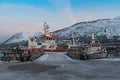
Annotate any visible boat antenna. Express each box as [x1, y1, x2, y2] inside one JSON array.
[[72, 31, 76, 45], [91, 33, 96, 43], [43, 22, 49, 34]]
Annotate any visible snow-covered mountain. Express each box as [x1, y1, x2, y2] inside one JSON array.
[[54, 17, 120, 39], [2, 16, 120, 45], [3, 32, 42, 44]]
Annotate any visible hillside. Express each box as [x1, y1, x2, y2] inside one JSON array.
[[1, 16, 120, 47]]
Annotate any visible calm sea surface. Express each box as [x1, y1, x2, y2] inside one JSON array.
[[0, 50, 3, 57]]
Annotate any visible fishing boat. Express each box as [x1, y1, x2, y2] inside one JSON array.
[[28, 23, 67, 54], [66, 32, 87, 60], [1, 46, 44, 62], [67, 33, 107, 60], [85, 33, 107, 59]]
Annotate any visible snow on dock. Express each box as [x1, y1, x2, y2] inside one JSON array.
[[35, 53, 73, 62], [96, 58, 120, 61]]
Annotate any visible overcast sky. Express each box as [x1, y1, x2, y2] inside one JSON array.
[[0, 0, 120, 42]]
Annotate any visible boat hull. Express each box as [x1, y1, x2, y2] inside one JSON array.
[[87, 52, 107, 59], [44, 49, 67, 54], [1, 48, 44, 62]]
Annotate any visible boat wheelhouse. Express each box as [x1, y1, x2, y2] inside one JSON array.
[[28, 23, 67, 54], [85, 33, 107, 59]]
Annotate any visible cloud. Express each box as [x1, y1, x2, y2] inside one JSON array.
[[0, 5, 44, 27], [47, 0, 77, 25], [0, 16, 8, 20], [0, 2, 77, 29], [0, 1, 94, 42], [1, 1, 120, 42]]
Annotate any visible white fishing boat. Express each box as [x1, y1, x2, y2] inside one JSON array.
[[85, 33, 107, 59], [28, 23, 67, 54]]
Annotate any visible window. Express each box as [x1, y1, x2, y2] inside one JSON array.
[[37, 43, 41, 45]]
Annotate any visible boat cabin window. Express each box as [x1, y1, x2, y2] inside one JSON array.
[[41, 45, 46, 48], [37, 43, 41, 45], [46, 37, 55, 40], [91, 44, 100, 47]]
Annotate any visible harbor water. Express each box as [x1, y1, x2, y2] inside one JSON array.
[[0, 51, 120, 80], [0, 50, 3, 57]]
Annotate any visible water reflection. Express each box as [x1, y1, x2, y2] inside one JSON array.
[[0, 50, 3, 57]]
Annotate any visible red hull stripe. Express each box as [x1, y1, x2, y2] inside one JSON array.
[[44, 49, 67, 52]]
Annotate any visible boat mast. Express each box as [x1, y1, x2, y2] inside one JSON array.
[[43, 22, 49, 34], [91, 33, 96, 43], [72, 32, 76, 45]]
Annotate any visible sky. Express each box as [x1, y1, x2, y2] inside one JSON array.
[[0, 0, 120, 42]]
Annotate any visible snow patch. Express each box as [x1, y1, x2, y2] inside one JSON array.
[[35, 53, 73, 62], [97, 58, 120, 61], [54, 17, 120, 39], [4, 32, 41, 44], [113, 16, 120, 20], [3, 16, 120, 45]]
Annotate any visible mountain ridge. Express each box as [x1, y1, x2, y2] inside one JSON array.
[[2, 16, 120, 46], [2, 32, 42, 45], [54, 17, 120, 39]]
